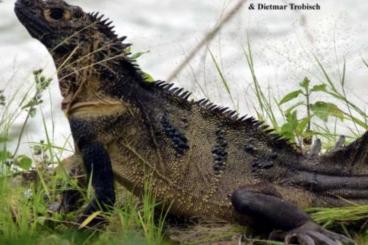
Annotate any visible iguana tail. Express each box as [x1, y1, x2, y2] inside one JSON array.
[[281, 132, 368, 206]]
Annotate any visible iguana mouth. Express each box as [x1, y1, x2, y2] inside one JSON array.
[[67, 100, 128, 117]]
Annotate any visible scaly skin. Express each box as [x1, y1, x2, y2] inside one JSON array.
[[15, 0, 364, 244]]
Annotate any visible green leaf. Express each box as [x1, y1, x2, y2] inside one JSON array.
[[279, 90, 302, 105], [33, 69, 43, 76], [286, 110, 298, 128], [346, 114, 368, 130], [296, 117, 310, 135], [130, 50, 149, 60], [143, 72, 155, 83], [280, 123, 295, 140], [0, 151, 11, 162], [300, 77, 310, 90], [280, 111, 298, 140], [79, 211, 102, 229], [310, 83, 327, 92], [29, 108, 37, 118], [15, 155, 33, 170], [310, 102, 344, 122]]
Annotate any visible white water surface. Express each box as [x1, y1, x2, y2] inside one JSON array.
[[1, 0, 368, 155]]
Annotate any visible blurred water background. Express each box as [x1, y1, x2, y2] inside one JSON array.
[[1, 0, 368, 154]]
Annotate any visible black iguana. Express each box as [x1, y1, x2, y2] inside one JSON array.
[[15, 0, 367, 244]]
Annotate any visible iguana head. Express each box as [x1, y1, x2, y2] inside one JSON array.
[[15, 0, 132, 108], [15, 0, 127, 59], [14, 0, 90, 52]]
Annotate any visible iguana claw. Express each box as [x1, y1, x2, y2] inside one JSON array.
[[309, 138, 322, 157], [284, 221, 355, 245], [334, 135, 346, 150]]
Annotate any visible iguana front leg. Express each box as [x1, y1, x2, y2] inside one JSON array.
[[231, 187, 354, 245], [69, 118, 115, 222]]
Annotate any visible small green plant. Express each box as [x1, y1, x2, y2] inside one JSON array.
[[21, 69, 52, 117], [0, 70, 52, 172], [278, 77, 344, 146]]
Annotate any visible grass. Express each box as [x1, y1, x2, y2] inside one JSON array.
[[0, 159, 169, 244], [1, 44, 368, 245]]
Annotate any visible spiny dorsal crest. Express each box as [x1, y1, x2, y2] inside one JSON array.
[[88, 11, 131, 50], [154, 80, 297, 152]]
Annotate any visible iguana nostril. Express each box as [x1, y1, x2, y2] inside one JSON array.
[[22, 0, 32, 7]]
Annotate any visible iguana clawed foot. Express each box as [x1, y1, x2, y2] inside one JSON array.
[[281, 221, 355, 245], [308, 135, 346, 157], [232, 188, 355, 245]]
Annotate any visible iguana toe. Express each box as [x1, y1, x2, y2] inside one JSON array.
[[309, 138, 322, 157], [334, 135, 346, 150], [284, 221, 355, 245]]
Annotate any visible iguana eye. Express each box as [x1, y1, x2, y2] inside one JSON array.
[[49, 8, 64, 20]]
